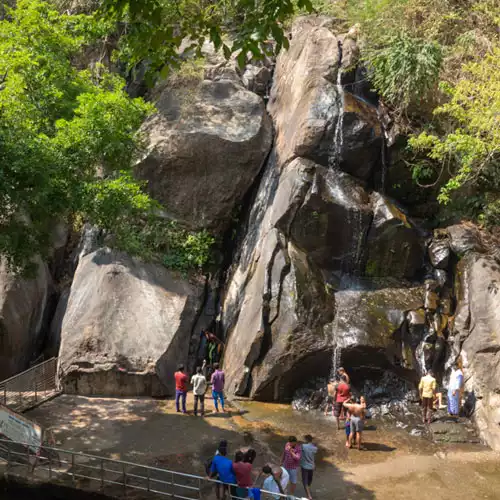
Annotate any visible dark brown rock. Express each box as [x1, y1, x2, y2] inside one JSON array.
[[447, 224, 485, 256], [364, 194, 425, 279], [428, 238, 450, 269], [0, 258, 50, 379]]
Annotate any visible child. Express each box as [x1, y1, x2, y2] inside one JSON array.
[[345, 411, 351, 448]]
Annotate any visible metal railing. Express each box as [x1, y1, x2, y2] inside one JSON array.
[[0, 438, 303, 499], [0, 357, 60, 412]]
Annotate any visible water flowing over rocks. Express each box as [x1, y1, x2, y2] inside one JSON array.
[[58, 248, 208, 396], [221, 19, 430, 402]]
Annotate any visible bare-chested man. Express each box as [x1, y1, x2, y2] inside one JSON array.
[[324, 379, 337, 416], [343, 396, 366, 450]]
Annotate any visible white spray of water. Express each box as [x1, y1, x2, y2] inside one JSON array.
[[328, 66, 345, 170]]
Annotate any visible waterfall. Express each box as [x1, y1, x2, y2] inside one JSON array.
[[330, 344, 342, 380], [328, 40, 344, 170], [376, 108, 388, 193]]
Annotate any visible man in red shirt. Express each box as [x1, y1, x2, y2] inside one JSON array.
[[174, 364, 188, 414], [334, 379, 351, 430]]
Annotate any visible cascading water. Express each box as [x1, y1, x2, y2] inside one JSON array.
[[328, 40, 345, 171]]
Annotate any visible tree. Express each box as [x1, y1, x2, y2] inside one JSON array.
[[0, 0, 156, 272], [98, 0, 314, 79], [410, 49, 500, 225]]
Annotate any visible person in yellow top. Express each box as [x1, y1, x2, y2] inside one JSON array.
[[419, 370, 437, 424]]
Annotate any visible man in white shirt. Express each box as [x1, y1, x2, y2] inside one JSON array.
[[262, 465, 289, 499], [191, 366, 207, 416]]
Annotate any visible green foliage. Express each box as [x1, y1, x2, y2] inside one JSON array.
[[410, 49, 500, 224], [99, 0, 314, 79], [364, 32, 442, 111], [349, 0, 500, 226], [0, 0, 214, 273], [113, 217, 215, 273]]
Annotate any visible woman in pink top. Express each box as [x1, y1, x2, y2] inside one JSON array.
[[281, 436, 301, 495]]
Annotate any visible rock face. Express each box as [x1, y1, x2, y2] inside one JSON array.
[[268, 19, 382, 180], [221, 19, 427, 401], [0, 259, 50, 379], [135, 73, 272, 233], [58, 248, 208, 396], [453, 252, 500, 450]]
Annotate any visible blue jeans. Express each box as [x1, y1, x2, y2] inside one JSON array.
[[176, 390, 187, 413], [212, 390, 225, 410]]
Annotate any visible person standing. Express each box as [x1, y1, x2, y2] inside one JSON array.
[[343, 396, 367, 451], [324, 379, 337, 416], [300, 435, 317, 500], [233, 450, 253, 499], [448, 362, 464, 416], [419, 370, 437, 424], [337, 367, 350, 384], [334, 379, 351, 430], [191, 366, 207, 417], [208, 445, 236, 500], [211, 363, 226, 413], [281, 436, 301, 496], [174, 364, 188, 414], [262, 465, 289, 499]]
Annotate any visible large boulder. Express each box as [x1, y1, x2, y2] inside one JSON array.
[[221, 155, 427, 400], [58, 248, 209, 396], [0, 259, 50, 379], [447, 223, 485, 256], [364, 194, 425, 279], [269, 19, 382, 180], [135, 75, 272, 233], [453, 253, 500, 450]]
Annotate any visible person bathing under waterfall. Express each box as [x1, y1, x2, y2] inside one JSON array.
[[334, 375, 351, 430], [324, 379, 337, 416], [343, 396, 367, 450]]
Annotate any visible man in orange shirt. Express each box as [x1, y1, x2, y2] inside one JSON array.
[[174, 364, 189, 414]]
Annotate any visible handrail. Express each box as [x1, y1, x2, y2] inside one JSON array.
[[0, 357, 58, 385], [0, 357, 60, 412], [0, 438, 304, 499]]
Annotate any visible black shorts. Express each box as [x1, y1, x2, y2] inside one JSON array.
[[334, 401, 343, 417], [301, 468, 313, 486]]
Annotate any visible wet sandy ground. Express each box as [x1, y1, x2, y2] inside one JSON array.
[[28, 395, 500, 499]]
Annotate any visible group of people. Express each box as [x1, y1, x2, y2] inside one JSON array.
[[174, 362, 226, 415], [324, 367, 367, 451], [418, 360, 465, 424], [207, 435, 318, 500]]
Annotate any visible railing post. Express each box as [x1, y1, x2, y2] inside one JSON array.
[[48, 449, 52, 480], [6, 444, 10, 472], [122, 463, 127, 497], [198, 477, 202, 499], [100, 459, 105, 491], [26, 446, 30, 474], [172, 471, 175, 498], [71, 453, 75, 486], [146, 467, 150, 492]]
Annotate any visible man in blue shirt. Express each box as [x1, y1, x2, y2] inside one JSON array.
[[208, 447, 236, 499]]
